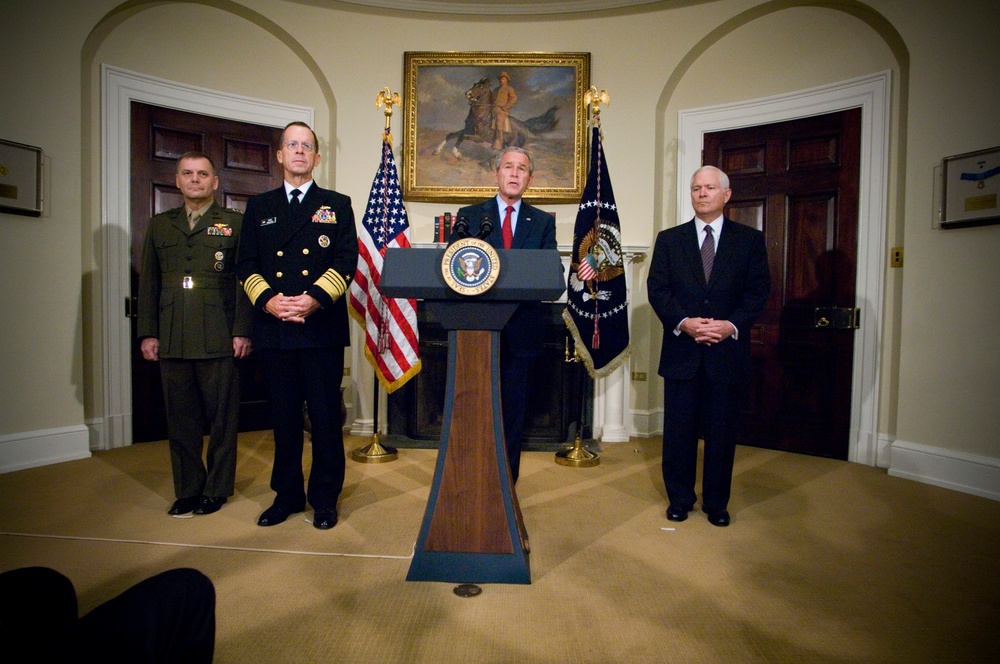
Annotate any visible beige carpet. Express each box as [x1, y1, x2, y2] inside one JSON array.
[[1, 433, 998, 663]]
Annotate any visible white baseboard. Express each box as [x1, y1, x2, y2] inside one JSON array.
[[0, 425, 92, 474], [889, 438, 1000, 502], [630, 408, 661, 439]]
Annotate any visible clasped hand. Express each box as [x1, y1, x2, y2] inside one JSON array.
[[266, 293, 320, 324], [680, 317, 734, 345]]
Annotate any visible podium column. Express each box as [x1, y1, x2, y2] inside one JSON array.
[[406, 325, 530, 584]]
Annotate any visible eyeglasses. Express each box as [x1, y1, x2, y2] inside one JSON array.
[[283, 140, 315, 152]]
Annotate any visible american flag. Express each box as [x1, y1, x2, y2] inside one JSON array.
[[562, 126, 630, 379], [348, 130, 421, 393]]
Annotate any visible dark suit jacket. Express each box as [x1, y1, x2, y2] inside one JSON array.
[[137, 202, 252, 359], [454, 198, 557, 357], [236, 185, 358, 351], [647, 217, 770, 384]]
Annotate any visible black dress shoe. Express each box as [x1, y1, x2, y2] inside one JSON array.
[[666, 505, 690, 522], [193, 496, 227, 515], [706, 509, 731, 527], [168, 496, 201, 515], [257, 503, 304, 527], [312, 507, 338, 530]]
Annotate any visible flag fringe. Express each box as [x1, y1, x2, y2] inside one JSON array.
[[561, 309, 631, 380]]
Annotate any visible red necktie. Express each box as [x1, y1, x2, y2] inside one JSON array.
[[502, 205, 514, 249]]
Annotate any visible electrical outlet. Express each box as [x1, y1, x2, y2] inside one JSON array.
[[890, 247, 903, 268], [631, 371, 647, 382]]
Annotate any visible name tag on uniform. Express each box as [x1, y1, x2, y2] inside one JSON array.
[[260, 217, 277, 226], [312, 206, 337, 224]]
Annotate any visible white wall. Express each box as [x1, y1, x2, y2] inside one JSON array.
[[1, 0, 997, 499]]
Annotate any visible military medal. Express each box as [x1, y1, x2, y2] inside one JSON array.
[[312, 206, 336, 224], [318, 235, 330, 248], [215, 251, 224, 261], [207, 223, 233, 236]]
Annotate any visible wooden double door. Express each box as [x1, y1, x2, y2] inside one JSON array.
[[704, 108, 861, 460], [129, 102, 283, 442]]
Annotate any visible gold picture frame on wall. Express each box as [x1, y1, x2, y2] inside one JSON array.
[[401, 51, 590, 204], [0, 138, 43, 217]]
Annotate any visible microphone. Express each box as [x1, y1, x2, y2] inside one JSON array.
[[476, 214, 494, 240], [453, 215, 470, 239]]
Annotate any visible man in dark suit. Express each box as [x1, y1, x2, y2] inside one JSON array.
[[236, 122, 358, 530], [647, 165, 770, 526], [137, 151, 252, 517], [452, 147, 557, 483]]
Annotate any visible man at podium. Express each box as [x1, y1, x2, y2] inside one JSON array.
[[451, 147, 557, 483]]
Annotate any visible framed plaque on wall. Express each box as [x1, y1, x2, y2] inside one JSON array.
[[940, 145, 1000, 229], [0, 139, 43, 217]]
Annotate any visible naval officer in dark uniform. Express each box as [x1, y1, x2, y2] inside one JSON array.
[[236, 122, 358, 530], [137, 151, 252, 517]]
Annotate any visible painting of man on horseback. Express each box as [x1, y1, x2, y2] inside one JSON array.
[[402, 52, 590, 202], [432, 73, 559, 161]]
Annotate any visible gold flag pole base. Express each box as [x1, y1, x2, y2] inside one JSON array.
[[554, 433, 600, 467], [351, 432, 398, 463]]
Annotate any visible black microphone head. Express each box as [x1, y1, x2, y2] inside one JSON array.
[[453, 215, 470, 239], [477, 214, 494, 240]]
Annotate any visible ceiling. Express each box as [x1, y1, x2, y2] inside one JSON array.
[[332, 0, 672, 16]]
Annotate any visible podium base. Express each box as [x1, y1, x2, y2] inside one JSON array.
[[406, 550, 530, 585]]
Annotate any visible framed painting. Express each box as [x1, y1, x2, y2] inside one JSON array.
[[402, 51, 590, 204], [0, 139, 43, 216], [940, 145, 1000, 229]]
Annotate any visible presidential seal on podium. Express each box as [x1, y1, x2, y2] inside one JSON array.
[[441, 237, 500, 296]]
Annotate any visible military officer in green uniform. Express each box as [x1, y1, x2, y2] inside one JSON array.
[[137, 151, 252, 516]]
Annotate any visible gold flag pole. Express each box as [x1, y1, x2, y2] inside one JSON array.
[[351, 87, 403, 464], [555, 86, 610, 469]]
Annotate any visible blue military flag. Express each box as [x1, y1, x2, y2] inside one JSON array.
[[562, 126, 630, 378]]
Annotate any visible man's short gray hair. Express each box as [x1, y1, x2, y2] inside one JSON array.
[[691, 165, 730, 190], [493, 146, 534, 175]]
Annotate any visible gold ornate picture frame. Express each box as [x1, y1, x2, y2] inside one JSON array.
[[402, 51, 590, 204]]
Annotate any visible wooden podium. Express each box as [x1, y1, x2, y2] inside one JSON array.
[[381, 245, 565, 584]]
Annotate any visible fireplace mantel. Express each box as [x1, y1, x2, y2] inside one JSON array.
[[348, 244, 646, 445]]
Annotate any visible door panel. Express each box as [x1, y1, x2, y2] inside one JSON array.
[[704, 108, 861, 459], [129, 102, 283, 442]]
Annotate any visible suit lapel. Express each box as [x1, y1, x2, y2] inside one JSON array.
[[190, 202, 220, 235], [167, 207, 189, 236], [476, 200, 504, 249], [272, 186, 312, 248], [681, 220, 708, 287], [707, 218, 740, 288], [512, 202, 535, 249]]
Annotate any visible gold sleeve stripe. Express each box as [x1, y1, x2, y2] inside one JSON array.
[[316, 269, 347, 300], [244, 274, 271, 304]]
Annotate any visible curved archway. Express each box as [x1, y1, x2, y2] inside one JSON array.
[[82, 0, 339, 449], [653, 0, 908, 230], [650, 1, 910, 466]]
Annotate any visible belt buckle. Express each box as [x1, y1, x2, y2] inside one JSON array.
[[182, 276, 194, 289]]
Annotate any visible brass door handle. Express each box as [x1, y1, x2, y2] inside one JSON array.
[[813, 307, 860, 329]]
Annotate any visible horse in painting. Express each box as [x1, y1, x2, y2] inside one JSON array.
[[432, 77, 559, 160]]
